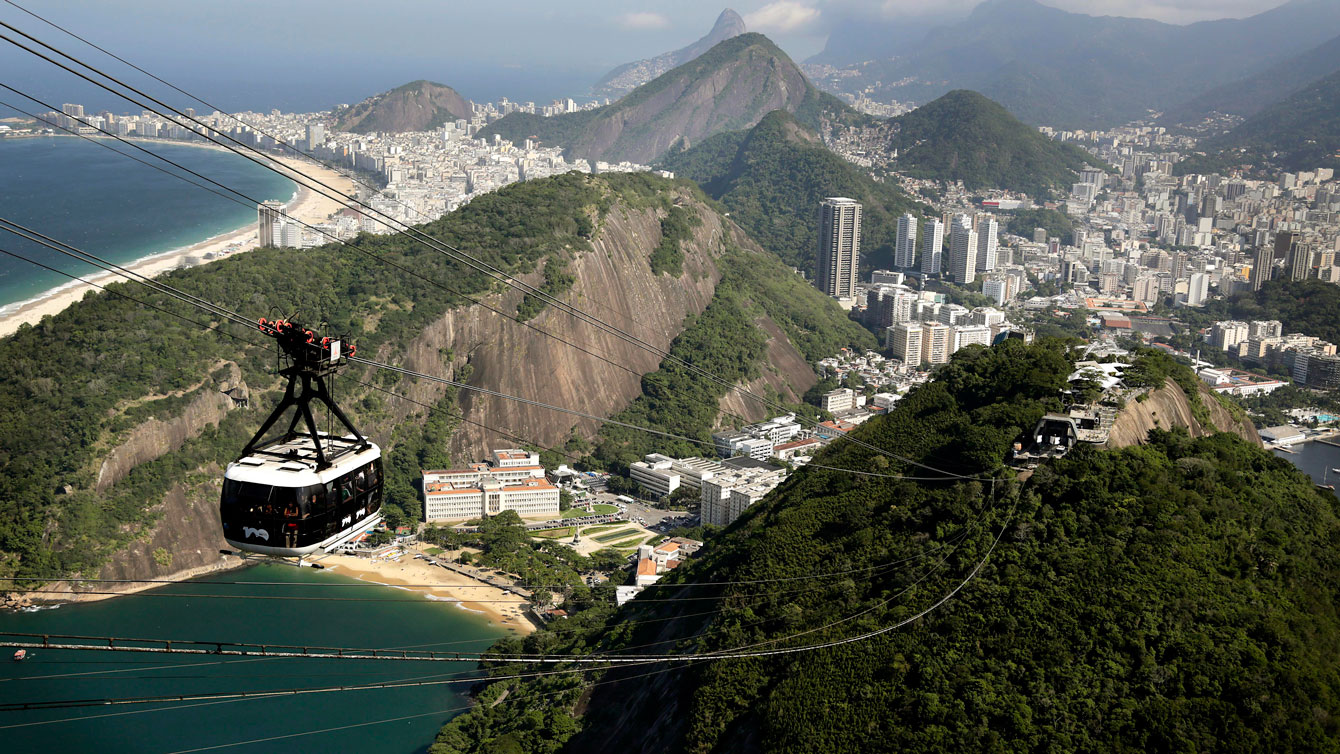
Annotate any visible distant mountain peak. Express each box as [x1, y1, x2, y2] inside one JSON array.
[[333, 80, 471, 134], [593, 8, 748, 99]]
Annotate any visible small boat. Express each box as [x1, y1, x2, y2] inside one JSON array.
[[12, 649, 26, 661]]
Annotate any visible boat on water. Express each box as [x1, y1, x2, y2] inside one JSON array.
[[12, 649, 26, 661]]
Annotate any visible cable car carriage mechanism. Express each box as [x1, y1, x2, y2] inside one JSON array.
[[220, 318, 382, 558]]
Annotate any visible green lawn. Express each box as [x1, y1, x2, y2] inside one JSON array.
[[531, 527, 575, 539], [608, 535, 648, 548], [425, 547, 445, 556], [592, 527, 640, 544], [593, 504, 619, 514]]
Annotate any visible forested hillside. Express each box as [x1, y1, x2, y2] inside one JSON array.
[[333, 80, 472, 134], [659, 110, 925, 271], [0, 172, 856, 585], [429, 341, 1340, 753], [1193, 69, 1340, 172], [881, 90, 1097, 198], [1179, 279, 1340, 345]]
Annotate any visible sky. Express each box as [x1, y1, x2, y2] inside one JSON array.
[[0, 0, 1294, 114]]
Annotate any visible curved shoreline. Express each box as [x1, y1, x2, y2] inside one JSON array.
[[0, 147, 356, 338]]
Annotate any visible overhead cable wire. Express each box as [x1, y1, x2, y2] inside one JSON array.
[[0, 23, 979, 481]]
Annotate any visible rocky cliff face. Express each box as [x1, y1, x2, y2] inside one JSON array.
[[334, 80, 472, 134], [382, 189, 813, 463], [1106, 378, 1260, 449], [96, 362, 247, 492]]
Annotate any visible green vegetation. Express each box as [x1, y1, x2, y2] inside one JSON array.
[[479, 34, 864, 165], [1179, 279, 1340, 345], [648, 205, 700, 276], [0, 171, 634, 581], [884, 90, 1100, 198], [1004, 207, 1073, 241], [433, 339, 1340, 753], [590, 242, 875, 471], [333, 79, 472, 134], [1196, 69, 1340, 171], [515, 255, 579, 322], [660, 109, 925, 271], [590, 527, 639, 544]]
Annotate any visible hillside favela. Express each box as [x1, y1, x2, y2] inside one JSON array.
[[4, 0, 1340, 751]]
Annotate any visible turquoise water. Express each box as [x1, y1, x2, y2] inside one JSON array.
[[0, 136, 295, 312], [0, 563, 507, 753]]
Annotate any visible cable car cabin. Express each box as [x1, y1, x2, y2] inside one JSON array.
[[221, 432, 383, 557]]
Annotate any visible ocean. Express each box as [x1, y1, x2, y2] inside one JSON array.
[[1275, 440, 1340, 499], [0, 136, 295, 314], [0, 563, 507, 753]]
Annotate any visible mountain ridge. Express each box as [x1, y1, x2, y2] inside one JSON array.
[[593, 9, 747, 98], [332, 79, 472, 134], [479, 33, 861, 166]]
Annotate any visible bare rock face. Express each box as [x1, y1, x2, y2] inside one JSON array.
[[95, 362, 247, 492], [1106, 378, 1261, 449]]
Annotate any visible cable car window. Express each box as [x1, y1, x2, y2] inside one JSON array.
[[223, 480, 276, 516], [299, 484, 325, 518]]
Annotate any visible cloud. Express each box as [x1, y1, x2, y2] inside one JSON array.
[[618, 12, 671, 30], [746, 1, 822, 33]]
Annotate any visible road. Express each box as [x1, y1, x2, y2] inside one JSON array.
[[594, 491, 697, 533]]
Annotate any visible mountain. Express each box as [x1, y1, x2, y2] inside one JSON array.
[[881, 90, 1097, 197], [660, 109, 926, 271], [0, 172, 869, 590], [1164, 32, 1340, 126], [332, 80, 472, 134], [431, 346, 1340, 754], [817, 0, 1340, 128], [1190, 69, 1340, 171], [593, 9, 747, 98], [477, 33, 861, 166]]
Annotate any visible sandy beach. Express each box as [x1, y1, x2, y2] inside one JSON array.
[[0, 152, 357, 338], [317, 549, 537, 636]]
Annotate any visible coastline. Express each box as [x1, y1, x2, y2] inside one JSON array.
[[317, 550, 538, 636], [0, 150, 357, 339]]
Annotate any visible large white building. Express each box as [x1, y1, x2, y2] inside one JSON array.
[[702, 466, 787, 526], [920, 218, 944, 276], [888, 322, 924, 364], [895, 213, 918, 269], [817, 198, 862, 300], [922, 322, 952, 365], [821, 388, 857, 413], [422, 449, 558, 522], [975, 215, 998, 273], [948, 215, 978, 285]]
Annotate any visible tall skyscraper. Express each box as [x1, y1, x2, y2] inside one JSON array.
[[1289, 242, 1314, 281], [948, 215, 978, 285], [1250, 245, 1273, 291], [306, 123, 326, 150], [895, 213, 918, 269], [920, 218, 944, 276], [816, 198, 862, 300], [1186, 273, 1210, 306], [258, 201, 287, 248], [974, 214, 998, 273]]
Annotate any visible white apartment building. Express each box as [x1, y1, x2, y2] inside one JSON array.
[[952, 324, 992, 352], [422, 449, 556, 522], [948, 216, 978, 285], [702, 467, 787, 526], [922, 322, 952, 365], [888, 322, 924, 365], [630, 454, 729, 497], [821, 388, 856, 413], [895, 213, 918, 268], [921, 218, 945, 276]]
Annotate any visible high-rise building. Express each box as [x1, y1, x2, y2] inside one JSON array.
[[257, 201, 287, 248], [920, 218, 944, 276], [895, 213, 918, 269], [306, 123, 326, 150], [1250, 245, 1273, 291], [1289, 242, 1314, 281], [816, 198, 862, 300], [1185, 273, 1210, 306], [975, 215, 998, 273], [947, 215, 978, 285], [887, 322, 923, 364], [921, 322, 951, 365]]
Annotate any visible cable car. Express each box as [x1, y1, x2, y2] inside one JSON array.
[[221, 319, 382, 557]]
